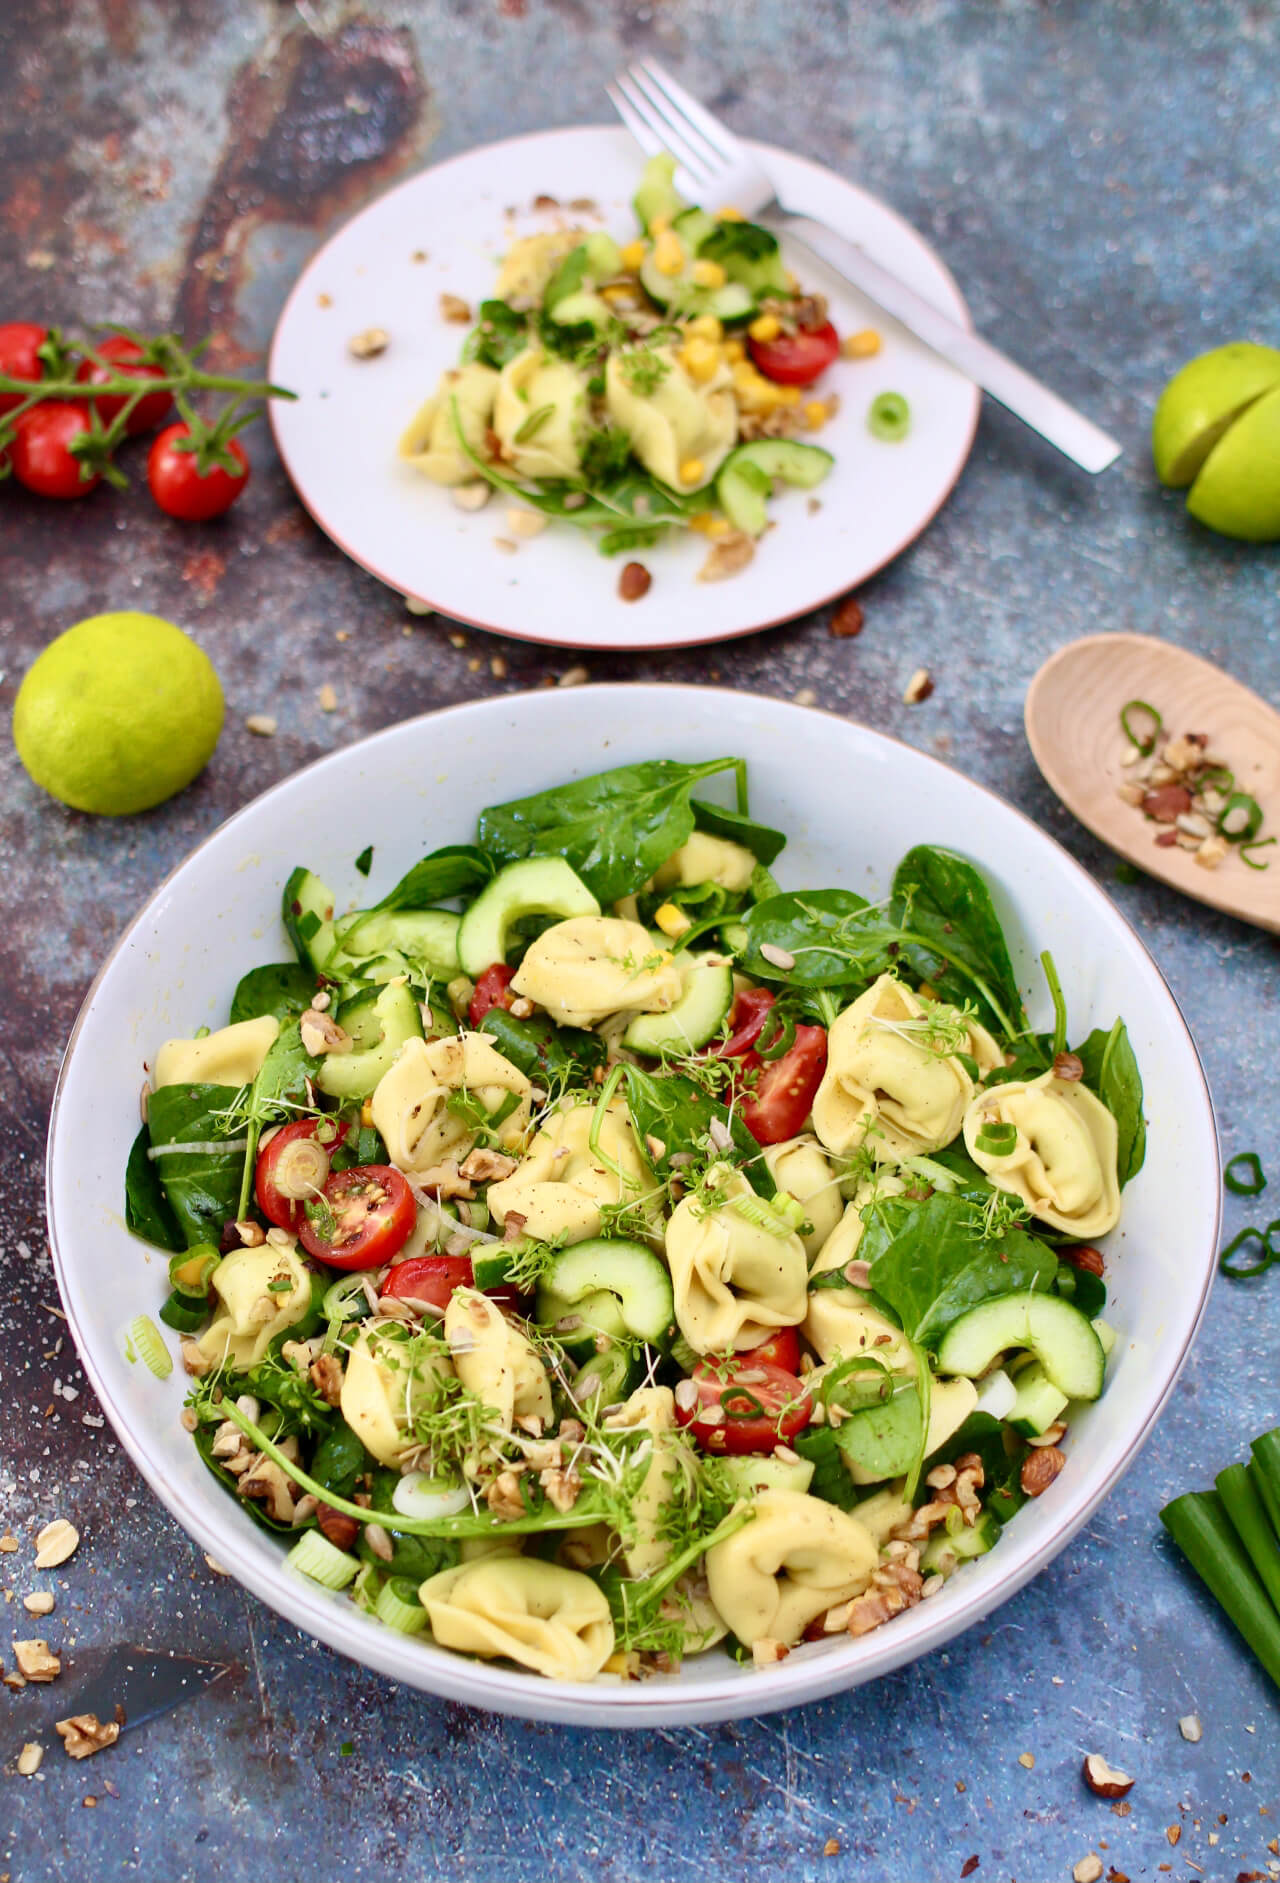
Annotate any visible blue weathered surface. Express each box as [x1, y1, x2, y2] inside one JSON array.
[[0, 2, 1277, 1878]]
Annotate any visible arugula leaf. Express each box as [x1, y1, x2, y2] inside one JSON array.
[[461, 299, 529, 370], [124, 1123, 185, 1253], [477, 757, 743, 904], [863, 1192, 1058, 1349], [1074, 1019, 1146, 1187], [621, 1064, 773, 1198], [890, 846, 1027, 1041], [229, 962, 316, 1026], [375, 844, 495, 912], [690, 798, 787, 868], [143, 1082, 247, 1249]]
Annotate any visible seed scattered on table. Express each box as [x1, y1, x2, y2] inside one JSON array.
[[490, 656, 508, 679], [439, 292, 471, 323], [16, 1743, 43, 1777], [1178, 1713, 1203, 1742], [903, 667, 934, 705], [618, 561, 652, 602], [34, 1519, 79, 1569], [558, 665, 589, 688], [404, 595, 433, 616], [1017, 1751, 1035, 1769], [317, 683, 338, 713], [793, 687, 817, 707], [245, 714, 277, 737], [0, 1535, 17, 1554], [23, 1591, 54, 1616], [829, 596, 864, 638], [1073, 1856, 1103, 1883]]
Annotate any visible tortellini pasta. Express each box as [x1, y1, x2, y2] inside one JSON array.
[[705, 1490, 878, 1646], [154, 1015, 279, 1090], [487, 1096, 649, 1244], [398, 362, 500, 486], [812, 975, 998, 1163], [809, 1173, 907, 1278], [963, 1071, 1121, 1238], [196, 1241, 311, 1370], [444, 1288, 552, 1432], [602, 1387, 683, 1576], [370, 1032, 532, 1177], [418, 1557, 615, 1681], [802, 1283, 915, 1375], [651, 831, 757, 894], [510, 917, 682, 1028], [492, 349, 588, 479], [665, 1167, 808, 1354], [763, 1136, 843, 1261], [604, 345, 736, 489], [494, 230, 584, 304], [339, 1322, 454, 1467]]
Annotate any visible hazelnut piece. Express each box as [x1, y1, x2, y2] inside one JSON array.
[[1082, 1752, 1134, 1799]]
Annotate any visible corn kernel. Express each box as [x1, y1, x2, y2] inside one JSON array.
[[678, 336, 722, 384], [678, 457, 705, 485], [601, 282, 637, 306], [706, 515, 732, 537], [723, 337, 746, 363], [779, 384, 801, 406], [845, 327, 882, 358], [691, 258, 727, 289], [748, 313, 781, 342], [654, 902, 693, 939], [688, 511, 720, 535], [804, 399, 828, 429], [619, 239, 647, 272], [687, 314, 723, 342], [717, 206, 745, 221], [649, 214, 670, 237], [651, 229, 686, 277]]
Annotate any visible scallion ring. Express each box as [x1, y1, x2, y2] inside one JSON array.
[[1241, 837, 1276, 870], [868, 391, 910, 442], [1119, 699, 1163, 756], [755, 1009, 797, 1061], [975, 1121, 1018, 1157], [1218, 792, 1264, 843], [1218, 1227, 1274, 1279], [721, 1387, 769, 1421], [1224, 1152, 1267, 1197]]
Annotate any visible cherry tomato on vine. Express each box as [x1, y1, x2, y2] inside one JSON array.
[[748, 319, 840, 387], [254, 1117, 349, 1231], [298, 1163, 415, 1270], [714, 988, 775, 1058], [740, 1024, 828, 1145], [674, 1356, 813, 1454], [0, 322, 47, 416], [76, 335, 172, 434], [468, 962, 516, 1028], [147, 422, 249, 520], [12, 403, 100, 499]]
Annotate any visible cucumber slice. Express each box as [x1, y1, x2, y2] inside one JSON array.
[[283, 867, 336, 973], [456, 856, 600, 977], [639, 256, 755, 323], [935, 1294, 1105, 1401], [718, 1454, 815, 1499], [633, 153, 684, 233], [536, 1237, 675, 1346], [622, 955, 733, 1056], [717, 440, 836, 538], [569, 1344, 643, 1413], [919, 1509, 1001, 1578], [536, 1284, 629, 1355], [549, 289, 611, 331], [333, 908, 460, 977], [671, 206, 715, 250], [1007, 1359, 1070, 1438], [316, 981, 424, 1102]]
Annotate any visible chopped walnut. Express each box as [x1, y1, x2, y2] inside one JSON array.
[[458, 1147, 519, 1184], [210, 1420, 247, 1460], [55, 1714, 121, 1760], [894, 1452, 985, 1540], [485, 1470, 528, 1522], [300, 1009, 352, 1057], [414, 1160, 476, 1200], [440, 292, 471, 323], [538, 1463, 582, 1513], [697, 533, 755, 583], [309, 1353, 345, 1407], [13, 1639, 60, 1682], [502, 1211, 528, 1243], [845, 1560, 924, 1637], [282, 1335, 325, 1372], [238, 1444, 300, 1524]]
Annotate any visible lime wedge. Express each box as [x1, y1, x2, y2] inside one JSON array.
[[1152, 342, 1280, 488], [1186, 383, 1280, 542]]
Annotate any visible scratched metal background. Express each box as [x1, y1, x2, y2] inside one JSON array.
[[1, 2, 1278, 1878]]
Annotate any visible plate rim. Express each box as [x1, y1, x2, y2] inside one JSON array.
[[266, 123, 981, 652]]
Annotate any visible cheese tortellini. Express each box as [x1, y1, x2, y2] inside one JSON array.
[[494, 229, 585, 304], [339, 1322, 454, 1468], [196, 1241, 312, 1370], [492, 349, 589, 479], [763, 1136, 843, 1261], [370, 1032, 532, 1177], [651, 831, 757, 894], [418, 1557, 615, 1681], [705, 1490, 878, 1646], [812, 976, 1001, 1163], [963, 1071, 1121, 1238], [665, 1167, 808, 1354], [604, 345, 736, 489], [154, 1015, 279, 1090], [809, 1173, 908, 1277], [398, 363, 500, 486], [802, 1283, 915, 1375], [444, 1288, 552, 1432], [602, 1387, 684, 1576], [511, 917, 682, 1028], [487, 1096, 649, 1244]]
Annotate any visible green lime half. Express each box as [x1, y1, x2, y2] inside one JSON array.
[[1152, 341, 1280, 488]]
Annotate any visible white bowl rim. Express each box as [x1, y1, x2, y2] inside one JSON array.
[[45, 684, 1221, 1726]]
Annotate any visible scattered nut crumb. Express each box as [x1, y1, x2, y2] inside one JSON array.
[[618, 561, 652, 602], [34, 1520, 79, 1570], [439, 292, 471, 323], [751, 1637, 789, 1667], [204, 1555, 231, 1576], [493, 536, 518, 554], [467, 657, 482, 672], [450, 481, 491, 513], [490, 656, 508, 679], [57, 1712, 121, 1760], [903, 667, 934, 705], [1017, 1751, 1035, 1769], [404, 595, 433, 616], [1166, 1824, 1181, 1846], [0, 1536, 17, 1554], [1082, 1753, 1134, 1799], [793, 688, 817, 708], [697, 532, 755, 583], [829, 596, 864, 637], [1179, 1713, 1203, 1742], [13, 1639, 60, 1682], [558, 666, 589, 688], [316, 292, 332, 309], [822, 1838, 840, 1857], [412, 249, 427, 263], [245, 714, 277, 737], [448, 631, 467, 648], [17, 1742, 43, 1776], [1073, 1856, 1103, 1883], [347, 326, 389, 359], [317, 683, 338, 713], [505, 507, 548, 539], [22, 1592, 54, 1617]]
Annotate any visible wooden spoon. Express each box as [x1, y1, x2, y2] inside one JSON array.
[[1025, 632, 1280, 933]]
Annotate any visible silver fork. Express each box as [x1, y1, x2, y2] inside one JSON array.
[[608, 61, 1121, 475]]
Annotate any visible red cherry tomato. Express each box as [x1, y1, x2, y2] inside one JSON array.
[[0, 322, 47, 416], [384, 1253, 522, 1316], [76, 335, 172, 434], [147, 422, 249, 520], [674, 1357, 813, 1454], [740, 1024, 828, 1145], [468, 962, 516, 1028], [298, 1164, 415, 1270], [254, 1118, 349, 1231], [736, 1325, 802, 1373], [11, 403, 100, 499], [714, 987, 775, 1058], [748, 319, 840, 387]]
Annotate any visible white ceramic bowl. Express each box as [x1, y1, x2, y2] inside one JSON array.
[[47, 686, 1220, 1727]]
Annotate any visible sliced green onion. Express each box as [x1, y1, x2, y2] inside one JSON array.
[[374, 1575, 429, 1634], [1251, 1428, 1280, 1535], [730, 1191, 803, 1238], [513, 402, 555, 444], [1198, 765, 1235, 796], [285, 1529, 360, 1591], [158, 1289, 209, 1334], [322, 1273, 374, 1323], [975, 1122, 1018, 1157], [126, 1314, 173, 1378], [1242, 837, 1276, 870], [1216, 1462, 1280, 1618], [1161, 1490, 1280, 1689], [1218, 792, 1264, 843], [1225, 1152, 1267, 1197], [1219, 1226, 1274, 1279], [1119, 699, 1162, 756], [351, 1562, 382, 1614], [867, 391, 910, 441], [391, 1473, 471, 1521]]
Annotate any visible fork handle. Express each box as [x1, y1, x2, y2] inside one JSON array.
[[767, 212, 1122, 475]]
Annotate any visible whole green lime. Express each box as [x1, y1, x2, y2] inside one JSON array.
[[1186, 382, 1280, 542], [1152, 341, 1280, 488], [13, 611, 224, 814]]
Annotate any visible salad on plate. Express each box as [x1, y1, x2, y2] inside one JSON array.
[[124, 756, 1143, 1684]]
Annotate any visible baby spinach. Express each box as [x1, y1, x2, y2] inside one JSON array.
[[1075, 1018, 1146, 1187], [863, 1192, 1058, 1349], [621, 1064, 773, 1198], [477, 758, 744, 905], [375, 844, 495, 912], [249, 1019, 321, 1117], [479, 1008, 606, 1084], [791, 1426, 860, 1509], [124, 1124, 185, 1253], [229, 962, 317, 1026], [461, 299, 528, 370], [690, 798, 787, 868], [360, 1471, 462, 1579], [739, 888, 891, 987], [1054, 1261, 1107, 1318], [832, 1380, 924, 1481], [143, 1082, 247, 1249], [310, 1424, 369, 1498], [890, 845, 1027, 1041]]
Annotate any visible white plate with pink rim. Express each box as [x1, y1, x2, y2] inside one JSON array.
[[267, 125, 979, 651]]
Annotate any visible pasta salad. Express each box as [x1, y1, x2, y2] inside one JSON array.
[[125, 757, 1144, 1684]]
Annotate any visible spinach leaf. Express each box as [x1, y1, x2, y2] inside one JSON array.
[[621, 1064, 773, 1198], [479, 1008, 606, 1084], [739, 889, 891, 987], [375, 844, 495, 912], [791, 1426, 860, 1508], [310, 1424, 369, 1498], [124, 1123, 185, 1253], [229, 962, 317, 1026], [477, 758, 743, 904], [924, 1411, 1027, 1523], [831, 1379, 924, 1480], [461, 299, 529, 370], [238, 1356, 333, 1439], [1075, 1018, 1146, 1187], [144, 1083, 247, 1249], [890, 845, 1026, 1041], [864, 1192, 1058, 1349], [1054, 1261, 1107, 1318], [690, 798, 787, 868], [249, 1019, 320, 1117]]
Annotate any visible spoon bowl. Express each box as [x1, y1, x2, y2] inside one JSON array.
[[1025, 632, 1280, 932]]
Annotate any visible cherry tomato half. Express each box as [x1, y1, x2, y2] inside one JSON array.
[[76, 335, 172, 434], [748, 319, 840, 387], [0, 322, 47, 416], [675, 1357, 813, 1454], [147, 422, 249, 521], [740, 1024, 828, 1145], [255, 1117, 349, 1231], [714, 987, 775, 1058], [384, 1253, 523, 1317], [736, 1325, 802, 1374], [469, 962, 516, 1028], [298, 1163, 415, 1270], [12, 403, 100, 499]]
